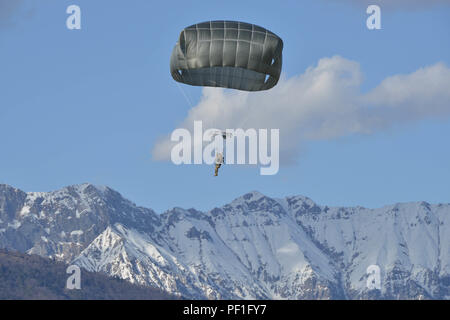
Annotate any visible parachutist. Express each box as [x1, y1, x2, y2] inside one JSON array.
[[214, 152, 224, 176], [170, 21, 283, 176]]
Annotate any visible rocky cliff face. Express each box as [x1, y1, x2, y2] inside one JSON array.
[[0, 183, 448, 299]]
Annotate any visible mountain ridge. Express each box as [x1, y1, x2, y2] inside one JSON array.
[[0, 183, 448, 299]]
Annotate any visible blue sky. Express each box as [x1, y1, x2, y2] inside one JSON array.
[[1, 0, 449, 213]]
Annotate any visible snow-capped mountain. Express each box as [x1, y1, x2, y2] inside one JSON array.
[[0, 183, 448, 299]]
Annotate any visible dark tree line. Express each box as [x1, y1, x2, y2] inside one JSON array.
[[0, 249, 176, 300]]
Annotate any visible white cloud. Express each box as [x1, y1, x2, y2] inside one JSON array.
[[152, 56, 450, 164]]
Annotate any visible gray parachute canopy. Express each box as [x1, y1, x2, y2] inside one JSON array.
[[170, 21, 283, 92]]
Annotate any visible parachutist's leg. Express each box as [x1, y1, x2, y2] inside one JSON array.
[[215, 164, 221, 176]]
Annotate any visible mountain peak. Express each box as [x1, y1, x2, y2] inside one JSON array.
[[64, 183, 110, 195], [232, 191, 266, 204]]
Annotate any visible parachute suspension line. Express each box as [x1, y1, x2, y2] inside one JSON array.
[[175, 81, 193, 108], [176, 63, 196, 109]]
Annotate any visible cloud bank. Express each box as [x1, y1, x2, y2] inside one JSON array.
[[152, 56, 450, 164]]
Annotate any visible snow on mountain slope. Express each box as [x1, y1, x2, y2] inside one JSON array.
[[286, 196, 450, 299], [73, 224, 206, 298], [210, 192, 342, 299], [0, 184, 448, 299], [0, 183, 160, 261]]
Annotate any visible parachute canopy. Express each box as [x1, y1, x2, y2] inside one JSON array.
[[170, 21, 283, 92]]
